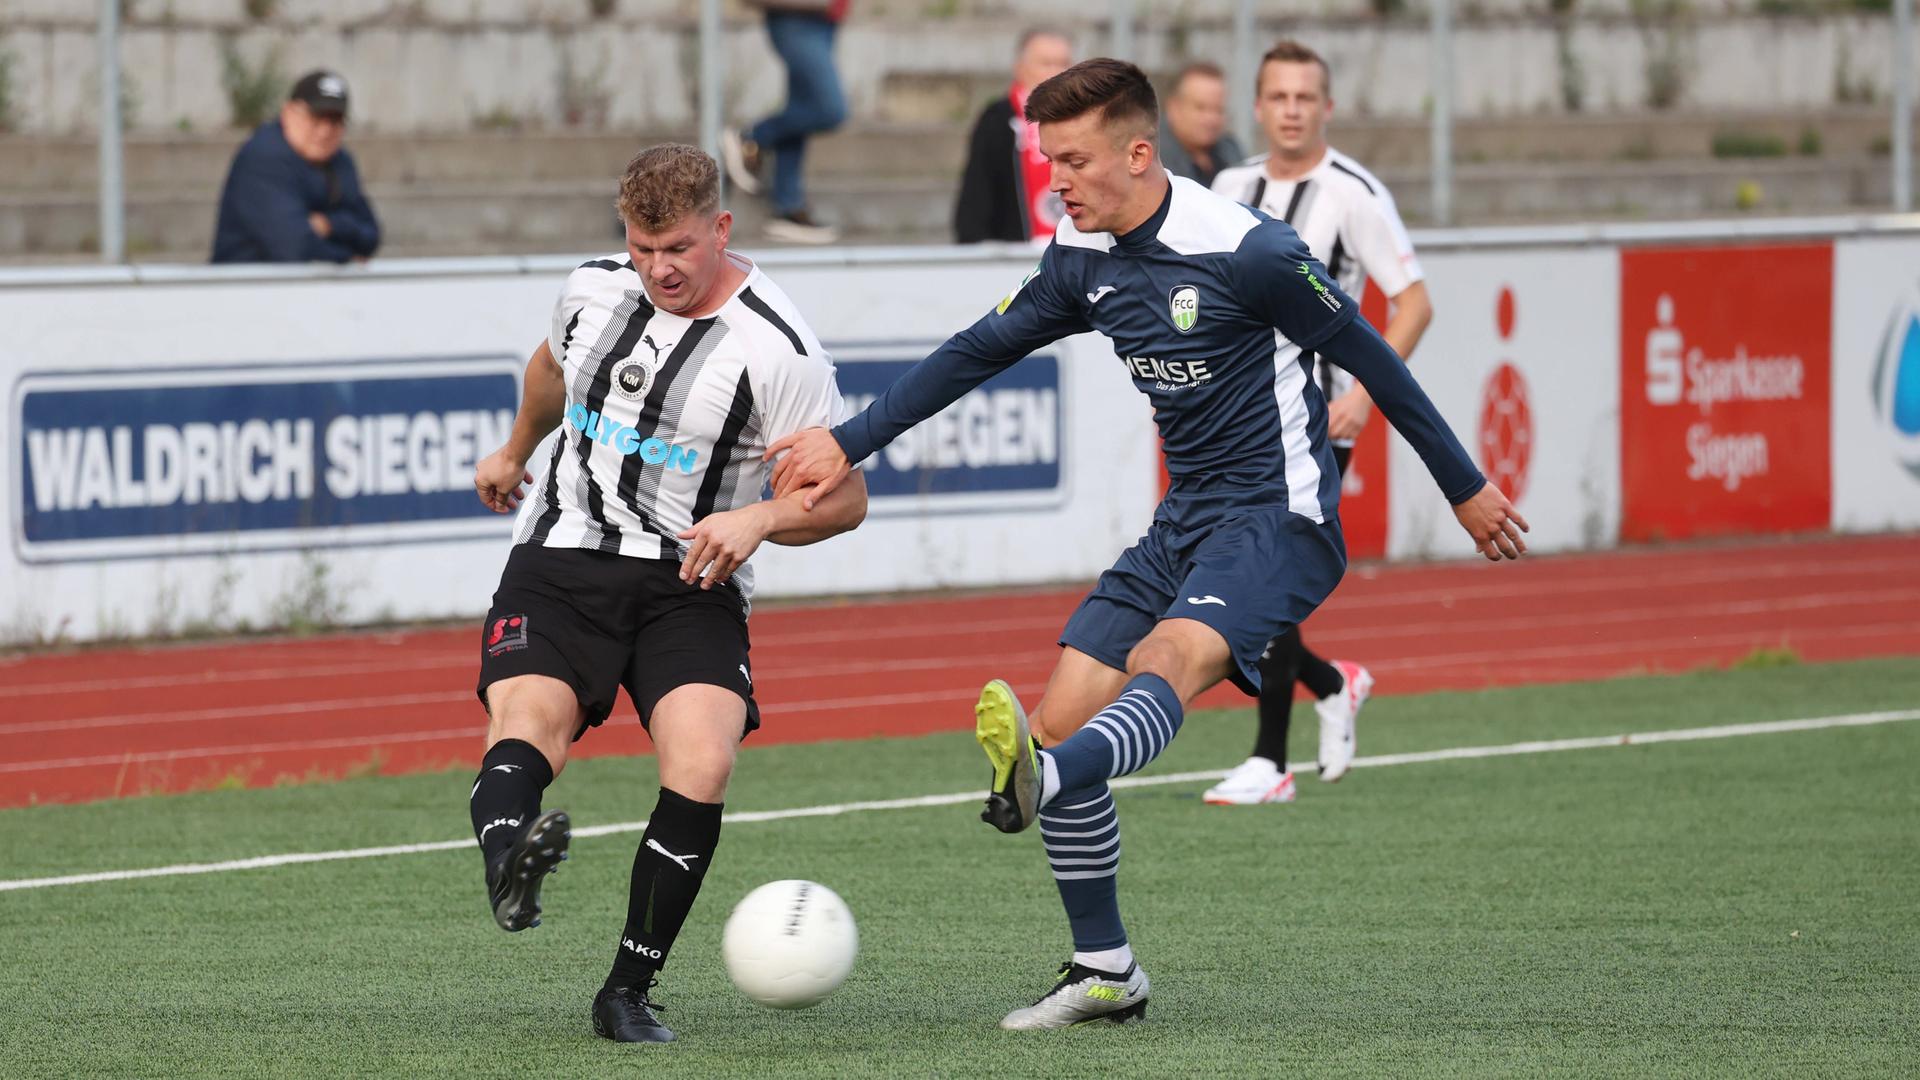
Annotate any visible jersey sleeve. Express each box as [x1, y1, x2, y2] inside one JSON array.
[[1228, 219, 1359, 350], [1344, 182, 1423, 299], [756, 343, 849, 445], [548, 269, 589, 369], [830, 244, 1090, 464], [1320, 313, 1485, 505]]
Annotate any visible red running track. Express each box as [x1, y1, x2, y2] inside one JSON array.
[[3, 532, 1917, 807]]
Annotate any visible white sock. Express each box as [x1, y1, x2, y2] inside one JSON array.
[[1039, 750, 1061, 806], [1073, 943, 1134, 974]]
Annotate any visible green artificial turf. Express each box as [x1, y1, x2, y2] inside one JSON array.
[[2, 659, 1916, 1077]]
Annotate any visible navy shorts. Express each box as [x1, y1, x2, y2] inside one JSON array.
[[1058, 507, 1347, 695]]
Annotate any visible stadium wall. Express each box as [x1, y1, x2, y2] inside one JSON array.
[[3, 219, 1918, 644]]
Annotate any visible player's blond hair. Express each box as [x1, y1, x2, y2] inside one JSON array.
[[616, 144, 721, 232], [1259, 39, 1331, 98]]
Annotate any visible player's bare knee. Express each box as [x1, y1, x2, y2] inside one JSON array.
[[1125, 636, 1191, 684], [651, 685, 747, 802], [483, 675, 578, 773]]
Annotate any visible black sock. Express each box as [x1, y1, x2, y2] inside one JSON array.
[[469, 738, 554, 867], [607, 787, 724, 989], [1253, 630, 1304, 766], [1297, 639, 1344, 700]]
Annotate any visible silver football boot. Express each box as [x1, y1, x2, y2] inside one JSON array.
[[999, 961, 1150, 1030]]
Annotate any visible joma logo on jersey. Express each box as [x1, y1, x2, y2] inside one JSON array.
[[1169, 285, 1200, 333], [1297, 263, 1342, 312], [1124, 355, 1212, 387], [565, 403, 699, 473]]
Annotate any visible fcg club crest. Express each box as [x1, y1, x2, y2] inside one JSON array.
[[1871, 280, 1920, 479], [1169, 285, 1199, 333]]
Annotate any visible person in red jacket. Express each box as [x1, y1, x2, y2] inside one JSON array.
[[952, 28, 1074, 244]]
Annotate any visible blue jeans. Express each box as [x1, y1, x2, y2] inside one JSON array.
[[748, 12, 846, 216]]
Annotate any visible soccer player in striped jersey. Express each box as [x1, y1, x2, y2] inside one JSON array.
[[464, 144, 868, 1044], [768, 59, 1524, 1029], [1205, 38, 1435, 803]]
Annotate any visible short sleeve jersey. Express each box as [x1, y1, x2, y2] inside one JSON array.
[[515, 251, 845, 604]]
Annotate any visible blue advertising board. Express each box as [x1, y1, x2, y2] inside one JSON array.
[[13, 357, 520, 560], [831, 348, 1064, 513]]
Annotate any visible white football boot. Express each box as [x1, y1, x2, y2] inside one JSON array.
[[999, 961, 1149, 1030], [1315, 660, 1373, 782], [1201, 757, 1297, 805]]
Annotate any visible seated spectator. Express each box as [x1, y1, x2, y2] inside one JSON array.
[[953, 28, 1073, 244], [1159, 62, 1243, 188], [212, 71, 380, 264]]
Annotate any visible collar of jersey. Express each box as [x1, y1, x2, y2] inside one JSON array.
[[1111, 179, 1174, 256]]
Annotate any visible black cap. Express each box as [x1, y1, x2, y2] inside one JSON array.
[[289, 70, 349, 118]]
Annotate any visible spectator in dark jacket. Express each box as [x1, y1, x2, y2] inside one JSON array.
[[1159, 62, 1244, 188], [211, 71, 380, 264], [952, 28, 1073, 244]]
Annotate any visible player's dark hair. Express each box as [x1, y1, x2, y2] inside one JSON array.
[[1259, 39, 1331, 98], [616, 143, 721, 231], [1024, 58, 1158, 140]]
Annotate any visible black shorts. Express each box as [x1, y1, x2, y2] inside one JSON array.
[[475, 545, 760, 740]]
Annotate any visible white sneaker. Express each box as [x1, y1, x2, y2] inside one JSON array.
[[764, 211, 839, 245], [1202, 757, 1296, 805], [719, 127, 762, 196], [999, 960, 1149, 1030], [1315, 660, 1372, 783]]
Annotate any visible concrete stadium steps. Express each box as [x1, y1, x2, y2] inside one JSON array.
[[0, 155, 1898, 262], [0, 111, 1912, 260]]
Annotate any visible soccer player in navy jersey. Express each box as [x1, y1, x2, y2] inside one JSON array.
[[768, 59, 1525, 1029]]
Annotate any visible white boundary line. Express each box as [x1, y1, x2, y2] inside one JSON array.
[[3, 708, 1916, 894]]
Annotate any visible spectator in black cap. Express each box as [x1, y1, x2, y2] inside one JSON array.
[[212, 70, 381, 264]]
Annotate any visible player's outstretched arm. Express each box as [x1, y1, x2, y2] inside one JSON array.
[[767, 248, 1089, 506], [1321, 316, 1528, 560], [677, 471, 869, 589], [474, 340, 565, 514]]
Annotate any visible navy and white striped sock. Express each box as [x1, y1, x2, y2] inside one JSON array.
[[1042, 673, 1184, 797], [1040, 782, 1128, 954]]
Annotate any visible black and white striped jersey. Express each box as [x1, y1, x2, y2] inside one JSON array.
[[1211, 148, 1423, 446], [512, 251, 845, 603]]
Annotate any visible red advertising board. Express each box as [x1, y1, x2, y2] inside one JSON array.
[[1620, 244, 1832, 541], [1337, 282, 1392, 560]]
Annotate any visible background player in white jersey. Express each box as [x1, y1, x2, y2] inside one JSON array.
[[1205, 39, 1436, 804], [463, 144, 868, 1044]]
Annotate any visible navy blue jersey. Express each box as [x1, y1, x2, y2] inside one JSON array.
[[832, 174, 1483, 528]]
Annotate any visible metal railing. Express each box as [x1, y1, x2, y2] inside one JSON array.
[[86, 0, 1918, 262], [10, 212, 1918, 291]]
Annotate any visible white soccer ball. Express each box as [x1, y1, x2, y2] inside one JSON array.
[[721, 879, 858, 1009]]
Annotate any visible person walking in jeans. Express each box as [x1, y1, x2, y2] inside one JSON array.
[[723, 1, 850, 245]]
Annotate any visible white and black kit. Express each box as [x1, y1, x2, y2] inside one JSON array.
[[476, 252, 846, 736], [1211, 148, 1424, 449]]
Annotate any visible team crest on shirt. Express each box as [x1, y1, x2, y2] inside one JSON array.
[[1169, 285, 1200, 333], [613, 335, 673, 400]]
